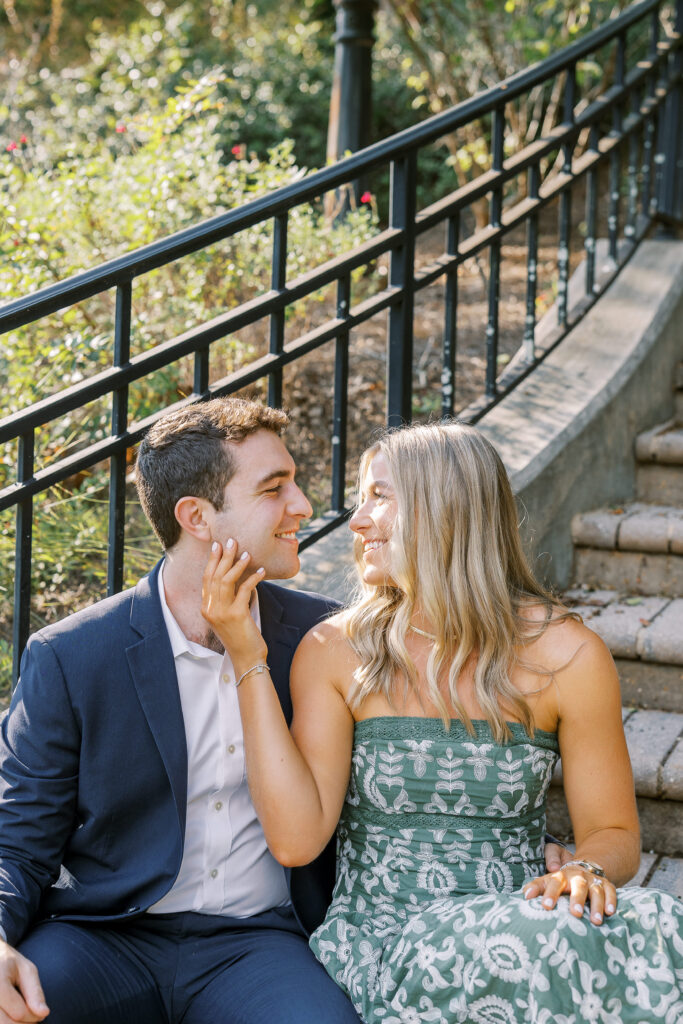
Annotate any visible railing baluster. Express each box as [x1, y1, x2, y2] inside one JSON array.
[[268, 214, 288, 408], [625, 81, 640, 242], [557, 63, 576, 328], [608, 32, 627, 262], [194, 348, 210, 397], [585, 124, 599, 296], [441, 212, 459, 419], [387, 151, 417, 427], [331, 275, 350, 512], [648, 8, 663, 216], [12, 432, 34, 688], [485, 106, 504, 400], [107, 281, 132, 597], [524, 163, 540, 361]]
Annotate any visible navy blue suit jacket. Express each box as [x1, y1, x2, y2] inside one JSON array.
[[0, 562, 339, 948]]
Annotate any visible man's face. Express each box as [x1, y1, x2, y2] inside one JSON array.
[[208, 429, 313, 580]]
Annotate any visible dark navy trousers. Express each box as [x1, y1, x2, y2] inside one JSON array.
[[18, 907, 361, 1024]]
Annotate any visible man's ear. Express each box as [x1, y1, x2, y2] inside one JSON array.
[[174, 495, 213, 541]]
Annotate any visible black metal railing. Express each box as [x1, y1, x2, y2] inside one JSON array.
[[1, 0, 681, 685]]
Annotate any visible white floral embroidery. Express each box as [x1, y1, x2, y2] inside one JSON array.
[[309, 727, 683, 1023]]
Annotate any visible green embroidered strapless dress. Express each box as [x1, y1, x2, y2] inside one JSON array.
[[309, 718, 683, 1023]]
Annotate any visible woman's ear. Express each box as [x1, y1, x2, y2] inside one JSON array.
[[174, 495, 213, 541]]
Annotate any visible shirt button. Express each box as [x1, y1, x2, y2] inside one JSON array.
[[210, 869, 218, 879], [215, 801, 223, 811], [228, 744, 235, 754], [222, 673, 231, 683]]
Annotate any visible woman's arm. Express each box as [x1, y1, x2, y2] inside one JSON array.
[[524, 622, 640, 924], [202, 541, 354, 866]]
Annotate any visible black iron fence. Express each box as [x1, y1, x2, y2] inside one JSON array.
[[1, 0, 682, 685]]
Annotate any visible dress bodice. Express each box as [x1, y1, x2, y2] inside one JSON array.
[[332, 717, 559, 913]]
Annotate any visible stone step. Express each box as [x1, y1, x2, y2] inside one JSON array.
[[626, 851, 683, 899], [635, 421, 683, 465], [572, 547, 683, 596], [548, 708, 683, 857], [636, 462, 683, 504], [571, 504, 683, 553], [563, 588, 683, 711], [571, 505, 683, 594]]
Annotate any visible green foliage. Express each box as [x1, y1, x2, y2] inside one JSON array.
[[377, 0, 633, 197], [0, 57, 376, 689]]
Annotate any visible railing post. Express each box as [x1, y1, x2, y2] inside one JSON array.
[[441, 212, 459, 419], [608, 32, 627, 263], [655, 0, 683, 228], [327, 0, 378, 210], [12, 432, 34, 688], [268, 214, 287, 408], [332, 276, 350, 512], [524, 162, 540, 360], [107, 282, 132, 597], [485, 105, 505, 399], [386, 151, 417, 427], [558, 62, 576, 328]]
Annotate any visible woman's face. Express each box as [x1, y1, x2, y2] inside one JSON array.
[[349, 452, 398, 586]]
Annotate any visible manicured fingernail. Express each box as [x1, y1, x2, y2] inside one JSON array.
[[240, 551, 249, 560], [257, 567, 265, 574], [573, 904, 583, 914], [226, 538, 234, 548], [212, 541, 219, 552], [593, 913, 602, 923], [543, 898, 553, 908], [606, 903, 615, 913]]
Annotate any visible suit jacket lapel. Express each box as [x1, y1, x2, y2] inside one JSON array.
[[258, 583, 301, 724], [126, 561, 188, 836]]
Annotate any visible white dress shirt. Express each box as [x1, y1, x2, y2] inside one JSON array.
[[148, 563, 289, 916]]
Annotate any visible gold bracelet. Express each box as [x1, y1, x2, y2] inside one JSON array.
[[235, 663, 269, 687]]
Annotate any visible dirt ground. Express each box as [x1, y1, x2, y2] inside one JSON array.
[[275, 216, 583, 516]]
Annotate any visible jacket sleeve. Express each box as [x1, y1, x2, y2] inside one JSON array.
[[0, 633, 80, 947]]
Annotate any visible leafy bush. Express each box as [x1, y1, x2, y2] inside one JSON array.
[[0, 64, 376, 692]]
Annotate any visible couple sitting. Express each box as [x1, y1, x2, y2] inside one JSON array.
[[1, 397, 680, 1024]]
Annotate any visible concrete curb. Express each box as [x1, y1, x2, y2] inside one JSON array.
[[290, 239, 683, 599], [478, 238, 683, 588]]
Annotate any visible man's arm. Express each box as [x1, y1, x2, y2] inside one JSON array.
[[0, 632, 80, 946]]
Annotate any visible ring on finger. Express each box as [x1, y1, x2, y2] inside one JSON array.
[[589, 879, 604, 891]]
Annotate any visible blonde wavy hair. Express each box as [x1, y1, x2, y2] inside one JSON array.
[[344, 422, 569, 742]]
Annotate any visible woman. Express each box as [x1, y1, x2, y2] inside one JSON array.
[[202, 422, 682, 1023]]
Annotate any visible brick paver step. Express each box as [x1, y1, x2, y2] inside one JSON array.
[[636, 421, 683, 465], [572, 548, 683, 596], [571, 504, 683, 553], [549, 708, 683, 857], [627, 852, 683, 900], [563, 589, 683, 665]]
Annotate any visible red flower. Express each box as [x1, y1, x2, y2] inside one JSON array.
[[360, 190, 373, 203], [19, 134, 27, 144], [13, 239, 20, 246], [6, 141, 17, 152], [115, 124, 126, 134], [231, 144, 243, 157]]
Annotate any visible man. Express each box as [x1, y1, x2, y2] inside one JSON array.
[[0, 397, 568, 1023]]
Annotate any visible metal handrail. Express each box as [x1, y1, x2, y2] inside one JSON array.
[[2, 0, 681, 686]]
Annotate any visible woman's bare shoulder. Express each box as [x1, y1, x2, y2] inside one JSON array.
[[292, 611, 359, 695], [296, 610, 357, 664], [519, 602, 610, 673]]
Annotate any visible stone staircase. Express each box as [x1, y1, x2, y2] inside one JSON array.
[[548, 364, 683, 898]]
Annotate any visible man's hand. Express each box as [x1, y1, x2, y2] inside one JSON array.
[[543, 842, 573, 874], [0, 941, 49, 1022]]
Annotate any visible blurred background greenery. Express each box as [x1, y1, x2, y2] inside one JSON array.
[[0, 0, 634, 690]]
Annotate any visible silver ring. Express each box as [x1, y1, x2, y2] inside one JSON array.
[[589, 878, 604, 891]]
